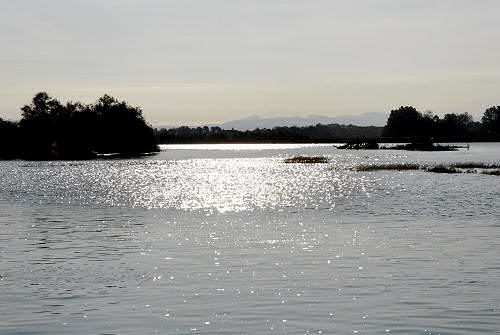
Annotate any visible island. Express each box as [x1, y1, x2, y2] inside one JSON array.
[[0, 92, 159, 160]]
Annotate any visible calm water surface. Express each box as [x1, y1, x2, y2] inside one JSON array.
[[1, 143, 499, 334]]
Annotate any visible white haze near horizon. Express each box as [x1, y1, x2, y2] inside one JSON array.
[[1, 0, 500, 125]]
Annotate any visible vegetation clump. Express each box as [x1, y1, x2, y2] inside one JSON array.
[[0, 92, 159, 160], [425, 165, 460, 174], [350, 162, 500, 176], [482, 169, 500, 176], [284, 156, 329, 164], [351, 163, 420, 171], [449, 162, 500, 169]]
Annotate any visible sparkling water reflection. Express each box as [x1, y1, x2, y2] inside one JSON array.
[[1, 143, 499, 334]]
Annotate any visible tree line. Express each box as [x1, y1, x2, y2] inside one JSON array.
[[383, 106, 500, 141], [1, 92, 499, 160], [154, 124, 382, 144], [155, 106, 500, 144], [0, 92, 158, 159]]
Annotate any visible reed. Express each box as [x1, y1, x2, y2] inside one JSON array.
[[425, 165, 460, 174], [351, 162, 500, 175], [482, 169, 500, 176], [351, 163, 420, 171], [450, 162, 500, 169], [284, 156, 329, 164]]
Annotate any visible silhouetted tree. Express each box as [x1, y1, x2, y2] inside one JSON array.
[[381, 107, 481, 140], [15, 92, 158, 159], [89, 94, 158, 154], [19, 92, 68, 158], [438, 113, 474, 138], [0, 118, 19, 158], [383, 106, 426, 138], [481, 106, 500, 139]]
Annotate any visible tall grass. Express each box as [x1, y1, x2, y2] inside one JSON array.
[[350, 162, 500, 176], [425, 166, 459, 173], [450, 162, 500, 169], [482, 169, 500, 176], [351, 163, 420, 172], [284, 156, 329, 164]]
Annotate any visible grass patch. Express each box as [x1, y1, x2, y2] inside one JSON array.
[[349, 161, 500, 176], [425, 165, 460, 174], [450, 162, 500, 169], [482, 169, 500, 176], [351, 163, 420, 172], [284, 156, 329, 164]]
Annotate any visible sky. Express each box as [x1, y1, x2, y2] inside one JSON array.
[[1, 0, 500, 126]]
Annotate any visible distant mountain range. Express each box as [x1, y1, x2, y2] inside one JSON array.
[[157, 112, 388, 130]]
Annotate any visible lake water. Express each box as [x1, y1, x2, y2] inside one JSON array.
[[1, 143, 499, 335]]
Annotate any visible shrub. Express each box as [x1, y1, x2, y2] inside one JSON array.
[[284, 156, 329, 164]]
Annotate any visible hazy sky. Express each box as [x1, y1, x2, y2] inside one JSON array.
[[1, 0, 500, 125]]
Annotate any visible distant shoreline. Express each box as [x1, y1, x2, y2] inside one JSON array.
[[2, 96, 499, 160], [155, 136, 496, 145], [154, 105, 500, 145]]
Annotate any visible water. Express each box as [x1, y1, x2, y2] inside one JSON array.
[[1, 143, 499, 334]]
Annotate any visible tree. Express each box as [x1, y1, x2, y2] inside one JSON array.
[[0, 118, 20, 158], [439, 112, 473, 138], [383, 106, 425, 138], [89, 94, 158, 154], [16, 92, 158, 159], [481, 106, 500, 138], [20, 92, 64, 122]]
